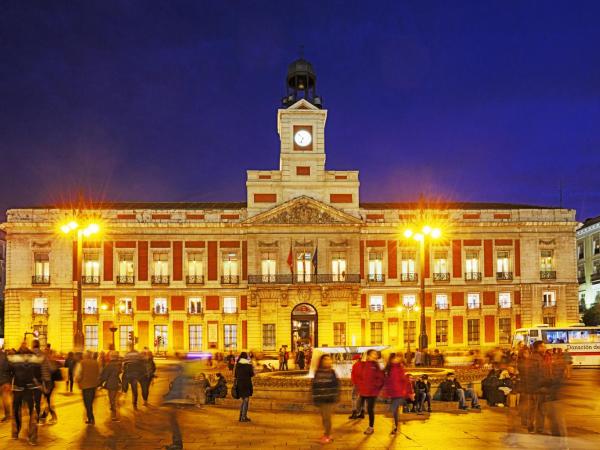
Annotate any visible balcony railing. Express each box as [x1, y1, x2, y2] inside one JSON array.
[[151, 275, 170, 285], [540, 270, 556, 280], [81, 276, 100, 285], [223, 306, 238, 314], [467, 303, 481, 310], [369, 304, 384, 312], [496, 271, 513, 281], [83, 307, 98, 315], [464, 272, 482, 281], [400, 272, 418, 282], [542, 303, 557, 309], [316, 273, 361, 283], [221, 275, 240, 285], [188, 305, 203, 315], [367, 274, 385, 283], [433, 272, 450, 282], [186, 275, 205, 285], [118, 308, 134, 316], [591, 272, 600, 284], [32, 307, 48, 315], [435, 304, 450, 311], [116, 275, 135, 285], [247, 273, 361, 285], [32, 275, 50, 285], [153, 306, 169, 315]]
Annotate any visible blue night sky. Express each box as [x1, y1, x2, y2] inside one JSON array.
[[1, 1, 599, 220]]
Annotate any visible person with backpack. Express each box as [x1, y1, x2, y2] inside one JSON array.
[[312, 354, 340, 444], [358, 349, 384, 435], [122, 348, 146, 410], [99, 351, 123, 421], [233, 352, 254, 422], [383, 353, 414, 435]]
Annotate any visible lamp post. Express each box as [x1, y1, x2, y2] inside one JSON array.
[[403, 225, 442, 351], [101, 303, 118, 349], [60, 219, 101, 352]]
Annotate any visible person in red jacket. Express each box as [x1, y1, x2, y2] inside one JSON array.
[[358, 349, 384, 435], [349, 355, 365, 419], [383, 353, 415, 435]]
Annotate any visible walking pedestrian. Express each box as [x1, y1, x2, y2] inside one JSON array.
[[312, 354, 340, 444], [141, 350, 156, 406], [296, 347, 306, 370], [349, 354, 365, 419], [233, 352, 254, 422], [64, 352, 76, 393], [383, 353, 414, 435], [30, 340, 51, 422], [75, 351, 100, 425], [122, 348, 146, 410], [226, 351, 236, 372], [39, 346, 61, 424], [357, 349, 384, 435], [0, 347, 12, 422], [522, 341, 551, 434], [100, 351, 122, 421]]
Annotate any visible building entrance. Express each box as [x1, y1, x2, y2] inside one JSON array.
[[291, 303, 317, 351]]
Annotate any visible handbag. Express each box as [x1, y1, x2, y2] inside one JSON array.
[[231, 378, 240, 399]]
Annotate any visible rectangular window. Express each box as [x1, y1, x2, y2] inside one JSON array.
[[433, 251, 448, 274], [498, 292, 511, 308], [154, 325, 168, 350], [540, 250, 554, 270], [84, 325, 98, 350], [333, 322, 346, 346], [33, 297, 48, 314], [296, 252, 312, 282], [33, 324, 48, 348], [120, 325, 133, 350], [467, 292, 480, 309], [465, 251, 479, 273], [262, 324, 276, 350], [119, 297, 133, 314], [223, 296, 237, 313], [331, 252, 347, 281], [401, 251, 416, 275], [467, 319, 480, 345], [224, 324, 237, 350], [34, 253, 50, 277], [187, 252, 204, 277], [496, 251, 510, 273], [369, 294, 383, 312], [436, 320, 448, 346], [370, 322, 383, 345], [83, 252, 100, 277], [435, 294, 449, 310], [153, 252, 169, 276], [368, 252, 383, 281], [403, 320, 416, 344], [261, 252, 277, 280], [118, 253, 135, 277], [189, 325, 203, 351], [223, 252, 239, 276], [188, 297, 202, 314], [84, 297, 97, 314], [154, 297, 168, 314], [542, 291, 556, 307], [499, 318, 511, 344], [543, 316, 556, 327], [402, 294, 416, 307], [577, 243, 584, 260]]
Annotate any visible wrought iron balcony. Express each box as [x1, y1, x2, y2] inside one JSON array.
[[247, 273, 360, 285], [32, 307, 48, 316], [116, 275, 135, 285], [496, 271, 513, 281], [400, 272, 418, 282], [591, 272, 600, 284], [435, 303, 450, 311], [542, 302, 557, 309], [221, 275, 240, 285], [118, 308, 134, 316], [248, 274, 291, 284], [433, 272, 450, 282], [187, 305, 203, 315], [467, 302, 481, 310], [151, 275, 170, 285], [464, 272, 482, 282], [153, 306, 169, 315], [316, 273, 360, 283], [83, 307, 98, 315], [369, 304, 384, 312], [32, 275, 50, 285], [81, 275, 100, 285], [367, 273, 385, 283], [223, 306, 238, 314], [540, 270, 556, 280], [186, 275, 205, 285]]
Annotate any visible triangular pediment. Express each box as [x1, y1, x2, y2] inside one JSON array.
[[245, 196, 362, 225], [285, 98, 320, 111]]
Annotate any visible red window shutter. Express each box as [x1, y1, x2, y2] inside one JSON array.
[[463, 239, 482, 246], [359, 241, 365, 279], [387, 240, 397, 279], [452, 240, 462, 278], [205, 295, 220, 310], [138, 242, 148, 281], [171, 295, 185, 311], [485, 316, 496, 343], [494, 239, 512, 246], [425, 292, 432, 307], [207, 242, 218, 281], [172, 241, 183, 281], [514, 239, 521, 276], [514, 290, 521, 305], [360, 294, 367, 309], [330, 194, 353, 203], [484, 240, 493, 277], [115, 241, 136, 248], [219, 241, 240, 248], [240, 295, 248, 310], [483, 291, 496, 306], [136, 296, 150, 311], [103, 241, 113, 281], [453, 316, 464, 344], [386, 293, 399, 308], [242, 241, 248, 281], [451, 292, 464, 307], [185, 241, 205, 248], [242, 320, 248, 349], [173, 321, 184, 349], [150, 241, 170, 248], [515, 314, 522, 329]]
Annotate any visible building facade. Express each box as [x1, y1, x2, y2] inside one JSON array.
[[1, 60, 580, 355], [0, 230, 5, 340], [576, 215, 600, 309]]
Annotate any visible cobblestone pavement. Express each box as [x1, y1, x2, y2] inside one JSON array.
[[0, 368, 599, 449]]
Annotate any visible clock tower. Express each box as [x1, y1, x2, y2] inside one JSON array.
[[246, 58, 359, 217]]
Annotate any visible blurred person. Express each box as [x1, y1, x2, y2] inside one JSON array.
[[562, 349, 573, 378], [358, 349, 384, 435], [39, 346, 61, 424], [122, 347, 146, 410], [415, 374, 432, 413], [30, 340, 51, 423], [162, 363, 197, 450], [349, 354, 365, 419], [0, 347, 11, 422], [141, 350, 156, 406], [546, 348, 568, 446], [205, 372, 227, 404], [295, 347, 306, 370], [523, 341, 551, 434], [383, 353, 413, 435], [234, 352, 254, 422], [226, 351, 236, 372], [99, 350, 122, 421], [64, 352, 76, 393], [440, 373, 480, 410], [312, 354, 340, 444], [75, 351, 100, 425], [414, 348, 422, 367]]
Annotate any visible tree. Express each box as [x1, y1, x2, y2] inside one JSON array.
[[583, 303, 600, 326]]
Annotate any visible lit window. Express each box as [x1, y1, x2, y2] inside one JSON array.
[[370, 322, 383, 344], [154, 325, 168, 350], [189, 325, 203, 351], [153, 252, 169, 276], [435, 294, 449, 309], [262, 324, 276, 350], [154, 297, 168, 314], [296, 252, 312, 282], [119, 298, 133, 314], [83, 252, 100, 277], [467, 293, 480, 309], [333, 322, 346, 346], [540, 250, 554, 271], [261, 253, 277, 281], [331, 253, 346, 281], [499, 292, 511, 309], [84, 325, 98, 350], [496, 251, 510, 273], [187, 253, 203, 276], [403, 321, 416, 344], [222, 252, 238, 277], [401, 251, 416, 275], [224, 324, 237, 350], [188, 297, 202, 314], [499, 318, 511, 344], [465, 251, 479, 274], [120, 325, 133, 350], [467, 319, 480, 345], [84, 298, 98, 314], [33, 297, 48, 314], [436, 320, 448, 346], [34, 253, 50, 278], [118, 253, 135, 277], [542, 291, 556, 307], [402, 294, 416, 307], [433, 251, 448, 274], [368, 252, 383, 281], [369, 295, 384, 312], [223, 297, 237, 313]]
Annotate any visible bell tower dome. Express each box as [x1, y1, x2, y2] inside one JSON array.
[[281, 58, 323, 109]]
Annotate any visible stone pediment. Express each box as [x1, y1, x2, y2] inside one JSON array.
[[245, 196, 361, 225]]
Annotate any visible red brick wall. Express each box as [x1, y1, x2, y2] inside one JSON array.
[[115, 241, 136, 248], [150, 241, 170, 248]]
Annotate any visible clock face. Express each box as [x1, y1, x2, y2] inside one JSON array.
[[294, 129, 312, 147]]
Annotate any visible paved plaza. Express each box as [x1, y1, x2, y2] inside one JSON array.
[[0, 368, 599, 449]]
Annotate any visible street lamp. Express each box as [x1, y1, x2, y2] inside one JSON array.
[[59, 218, 102, 351], [403, 224, 442, 351]]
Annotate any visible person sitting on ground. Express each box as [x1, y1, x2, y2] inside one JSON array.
[[482, 368, 503, 406], [402, 374, 418, 413], [415, 374, 432, 413], [205, 373, 228, 404], [439, 373, 481, 411]]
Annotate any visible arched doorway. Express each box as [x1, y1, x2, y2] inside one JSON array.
[[291, 303, 318, 351]]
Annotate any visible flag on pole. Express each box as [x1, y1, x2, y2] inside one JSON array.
[[287, 242, 294, 273], [312, 246, 318, 275]]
